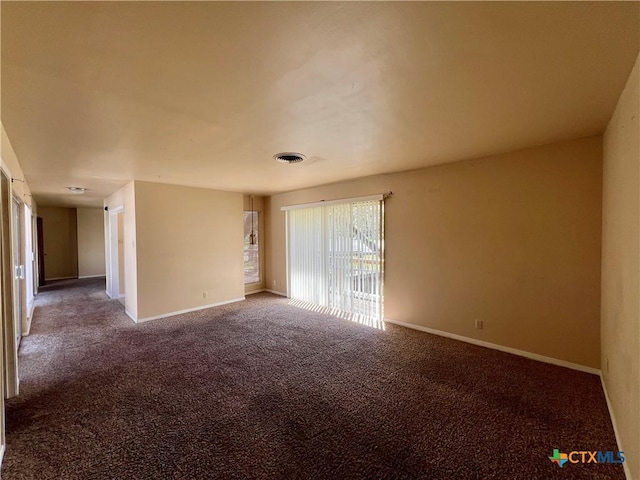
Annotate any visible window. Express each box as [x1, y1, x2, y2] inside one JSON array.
[[243, 211, 260, 284], [285, 196, 384, 320]]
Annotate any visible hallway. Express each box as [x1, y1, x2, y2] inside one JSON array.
[[14, 277, 128, 395], [4, 278, 131, 478]]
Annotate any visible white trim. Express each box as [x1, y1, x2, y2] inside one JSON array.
[[247, 289, 288, 297], [265, 289, 287, 297], [281, 194, 384, 211], [135, 297, 246, 323], [45, 276, 77, 281], [600, 376, 631, 480], [107, 207, 124, 299], [0, 443, 5, 468], [23, 302, 35, 336], [78, 274, 106, 279], [125, 309, 136, 323], [383, 317, 600, 375], [105, 290, 114, 299]]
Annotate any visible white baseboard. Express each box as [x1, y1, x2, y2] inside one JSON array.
[[0, 443, 5, 468], [245, 289, 289, 297], [135, 297, 246, 323], [45, 276, 77, 281], [23, 302, 35, 336], [105, 290, 113, 299], [125, 309, 136, 323], [600, 376, 631, 480], [383, 317, 600, 376], [78, 274, 106, 279], [264, 289, 287, 297]]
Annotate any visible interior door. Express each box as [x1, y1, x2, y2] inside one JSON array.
[[0, 170, 19, 398], [12, 199, 23, 345]]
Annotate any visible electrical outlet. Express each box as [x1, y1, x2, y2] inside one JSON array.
[[475, 319, 483, 330], [202, 291, 207, 299], [273, 280, 277, 287]]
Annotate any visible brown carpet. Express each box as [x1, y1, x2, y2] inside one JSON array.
[[2, 278, 622, 479]]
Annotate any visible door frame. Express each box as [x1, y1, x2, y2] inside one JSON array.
[[24, 204, 35, 332], [36, 216, 45, 287], [0, 168, 19, 401], [106, 206, 124, 299], [11, 197, 23, 347]]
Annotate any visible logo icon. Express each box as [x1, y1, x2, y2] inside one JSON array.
[[549, 449, 625, 467], [549, 449, 569, 468]]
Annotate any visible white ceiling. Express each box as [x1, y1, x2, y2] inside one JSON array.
[[2, 1, 639, 207]]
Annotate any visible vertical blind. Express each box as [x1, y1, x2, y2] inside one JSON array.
[[286, 196, 384, 320]]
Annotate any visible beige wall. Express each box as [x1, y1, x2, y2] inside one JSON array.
[[602, 54, 639, 479], [0, 122, 37, 426], [266, 136, 603, 368], [77, 208, 106, 278], [38, 207, 78, 280], [104, 182, 138, 318], [1, 125, 35, 210], [1, 123, 37, 338], [243, 195, 266, 294], [134, 182, 244, 320]]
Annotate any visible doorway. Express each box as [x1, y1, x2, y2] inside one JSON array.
[[24, 205, 34, 330], [285, 196, 385, 322], [0, 170, 19, 399], [11, 199, 23, 345], [36, 217, 45, 287], [107, 207, 125, 301]]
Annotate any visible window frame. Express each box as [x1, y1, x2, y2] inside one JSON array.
[[243, 210, 261, 285]]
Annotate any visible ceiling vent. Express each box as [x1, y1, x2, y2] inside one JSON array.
[[273, 152, 306, 164]]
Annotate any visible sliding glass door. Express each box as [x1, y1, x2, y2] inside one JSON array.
[[286, 196, 384, 320]]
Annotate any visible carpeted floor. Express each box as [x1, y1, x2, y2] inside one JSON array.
[[2, 278, 623, 479]]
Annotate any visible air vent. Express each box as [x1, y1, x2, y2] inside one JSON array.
[[273, 152, 306, 164]]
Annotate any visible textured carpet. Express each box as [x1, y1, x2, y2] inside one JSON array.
[[2, 278, 623, 479]]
